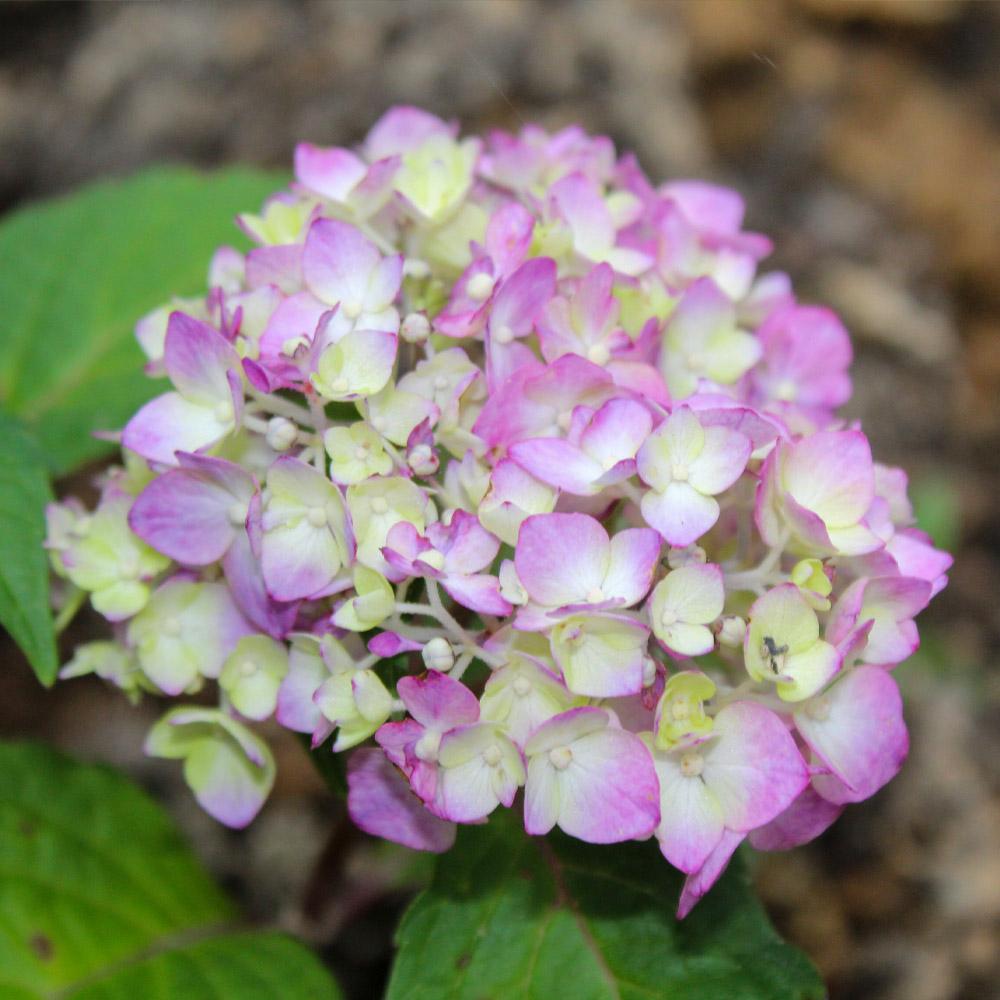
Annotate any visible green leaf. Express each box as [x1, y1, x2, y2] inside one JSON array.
[[387, 814, 825, 1000], [0, 167, 285, 475], [0, 742, 341, 1000], [0, 413, 57, 684]]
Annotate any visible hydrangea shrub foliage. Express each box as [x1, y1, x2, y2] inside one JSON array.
[[39, 109, 949, 933]]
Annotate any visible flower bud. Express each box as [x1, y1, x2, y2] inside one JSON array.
[[422, 636, 455, 672], [717, 615, 747, 648], [408, 442, 439, 477], [401, 312, 431, 344], [265, 416, 298, 452], [667, 545, 707, 570]]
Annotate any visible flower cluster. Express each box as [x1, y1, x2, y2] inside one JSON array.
[[48, 107, 951, 916]]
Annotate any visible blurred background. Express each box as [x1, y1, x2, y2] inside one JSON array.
[[1, 1, 998, 997]]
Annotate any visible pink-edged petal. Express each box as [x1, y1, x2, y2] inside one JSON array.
[[704, 701, 809, 831], [748, 786, 844, 851], [580, 398, 653, 469], [347, 748, 456, 852], [488, 257, 557, 340], [303, 218, 381, 307], [659, 622, 714, 658], [442, 574, 513, 616], [485, 201, 534, 277], [655, 757, 725, 873], [258, 291, 327, 363], [397, 670, 480, 730], [641, 482, 720, 547], [546, 725, 660, 843], [275, 645, 327, 734], [122, 392, 232, 466], [244, 245, 303, 294], [795, 666, 908, 804], [601, 527, 661, 606], [523, 753, 560, 835], [676, 830, 745, 919], [432, 509, 500, 575], [261, 519, 341, 602], [294, 143, 367, 201], [515, 512, 609, 607], [784, 430, 875, 529], [508, 438, 603, 494], [687, 426, 751, 496], [364, 106, 454, 159], [163, 312, 240, 404]]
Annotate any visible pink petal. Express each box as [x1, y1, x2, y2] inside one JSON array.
[[431, 510, 500, 575], [368, 631, 423, 657], [443, 574, 513, 616], [245, 245, 303, 294], [347, 748, 456, 852], [275, 644, 328, 734], [784, 430, 875, 528], [398, 670, 480, 730], [485, 201, 534, 277], [676, 830, 745, 919], [488, 257, 557, 340]]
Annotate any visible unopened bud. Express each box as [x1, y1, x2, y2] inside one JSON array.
[[667, 545, 707, 570], [422, 636, 455, 672], [401, 312, 431, 344], [642, 655, 658, 688], [266, 416, 298, 452], [717, 615, 747, 648], [408, 442, 439, 477]]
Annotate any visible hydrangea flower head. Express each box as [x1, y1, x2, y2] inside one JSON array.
[[49, 107, 951, 917]]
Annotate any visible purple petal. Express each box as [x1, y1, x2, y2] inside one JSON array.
[[347, 748, 456, 852], [129, 454, 253, 564], [748, 786, 843, 851], [223, 533, 298, 639]]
